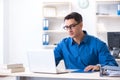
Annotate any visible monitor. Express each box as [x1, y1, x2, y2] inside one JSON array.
[[107, 32, 120, 50]]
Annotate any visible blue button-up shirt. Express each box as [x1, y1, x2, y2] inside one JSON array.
[[54, 31, 118, 70]]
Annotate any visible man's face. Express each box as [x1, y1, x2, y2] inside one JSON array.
[[64, 19, 83, 38]]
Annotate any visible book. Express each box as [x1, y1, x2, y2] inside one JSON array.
[[0, 67, 25, 73], [0, 64, 23, 69]]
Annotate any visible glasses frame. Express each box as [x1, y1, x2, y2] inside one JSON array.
[[63, 23, 80, 30]]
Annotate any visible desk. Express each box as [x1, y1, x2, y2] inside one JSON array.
[[116, 59, 120, 61], [0, 72, 120, 80]]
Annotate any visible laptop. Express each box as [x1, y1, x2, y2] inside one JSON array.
[[27, 49, 70, 74]]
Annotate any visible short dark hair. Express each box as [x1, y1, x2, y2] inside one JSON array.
[[64, 12, 83, 23]]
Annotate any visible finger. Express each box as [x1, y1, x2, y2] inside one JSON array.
[[92, 66, 100, 71], [92, 67, 96, 71], [84, 65, 93, 71]]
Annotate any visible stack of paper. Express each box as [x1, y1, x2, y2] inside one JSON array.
[[100, 65, 120, 77], [0, 64, 25, 73], [107, 70, 120, 77]]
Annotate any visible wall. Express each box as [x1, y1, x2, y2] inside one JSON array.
[[0, 0, 3, 64], [3, 0, 96, 67], [4, 0, 43, 66], [72, 0, 96, 36]]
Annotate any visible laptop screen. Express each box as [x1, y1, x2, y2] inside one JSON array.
[[27, 49, 57, 73]]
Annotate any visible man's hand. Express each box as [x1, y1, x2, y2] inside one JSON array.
[[84, 65, 100, 72]]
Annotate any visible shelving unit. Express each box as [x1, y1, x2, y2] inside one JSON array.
[[96, 0, 120, 43], [42, 2, 71, 48], [96, 0, 120, 62]]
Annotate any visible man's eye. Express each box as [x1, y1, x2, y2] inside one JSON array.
[[66, 26, 69, 28], [70, 24, 75, 27]]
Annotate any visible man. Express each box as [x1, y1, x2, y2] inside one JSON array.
[[54, 12, 118, 72]]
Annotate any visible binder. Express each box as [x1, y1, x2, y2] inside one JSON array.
[[43, 18, 49, 30], [100, 65, 120, 77], [42, 34, 49, 45], [117, 4, 120, 15]]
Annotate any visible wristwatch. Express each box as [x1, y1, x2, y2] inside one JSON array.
[[96, 64, 101, 70], [78, 0, 89, 9]]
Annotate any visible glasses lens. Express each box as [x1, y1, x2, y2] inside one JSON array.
[[63, 26, 67, 30], [63, 23, 79, 30]]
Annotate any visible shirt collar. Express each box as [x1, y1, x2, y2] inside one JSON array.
[[70, 30, 89, 45]]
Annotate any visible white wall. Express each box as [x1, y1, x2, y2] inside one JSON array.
[[72, 0, 96, 36], [0, 0, 3, 64], [3, 0, 10, 64], [6, 0, 43, 66], [3, 0, 96, 66]]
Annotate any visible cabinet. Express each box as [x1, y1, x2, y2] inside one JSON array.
[[42, 2, 71, 48], [96, 0, 120, 43]]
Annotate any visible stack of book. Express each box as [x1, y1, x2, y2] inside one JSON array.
[[0, 64, 25, 73]]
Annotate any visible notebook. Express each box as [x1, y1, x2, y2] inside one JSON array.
[[27, 49, 70, 74]]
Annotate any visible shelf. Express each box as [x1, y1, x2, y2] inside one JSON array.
[[43, 30, 67, 33], [97, 29, 120, 33], [43, 16, 65, 18], [43, 15, 70, 19], [96, 15, 120, 18], [96, 0, 120, 2], [96, 0, 120, 5], [43, 2, 71, 7], [42, 45, 56, 49]]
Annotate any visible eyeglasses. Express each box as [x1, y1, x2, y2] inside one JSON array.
[[63, 23, 79, 30]]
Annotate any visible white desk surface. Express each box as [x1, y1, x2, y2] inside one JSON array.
[[0, 71, 120, 80], [116, 59, 120, 61]]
